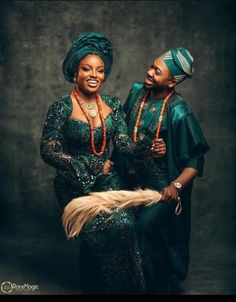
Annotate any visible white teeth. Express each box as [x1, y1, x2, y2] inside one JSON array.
[[88, 81, 98, 84]]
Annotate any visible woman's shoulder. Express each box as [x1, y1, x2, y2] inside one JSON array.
[[48, 94, 72, 115], [54, 94, 72, 108]]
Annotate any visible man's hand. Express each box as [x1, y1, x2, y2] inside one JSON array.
[[160, 184, 179, 202], [151, 138, 166, 158]]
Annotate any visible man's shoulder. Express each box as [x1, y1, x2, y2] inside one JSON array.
[[123, 82, 145, 114], [132, 81, 145, 91], [168, 92, 192, 117], [169, 92, 188, 108]]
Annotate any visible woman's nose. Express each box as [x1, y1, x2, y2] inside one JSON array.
[[91, 69, 97, 78]]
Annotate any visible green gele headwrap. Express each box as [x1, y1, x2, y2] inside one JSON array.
[[62, 32, 113, 83], [160, 47, 194, 83]]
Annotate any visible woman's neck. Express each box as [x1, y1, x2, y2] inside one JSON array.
[[75, 86, 96, 103]]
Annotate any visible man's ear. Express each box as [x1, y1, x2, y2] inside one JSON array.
[[168, 79, 177, 88]]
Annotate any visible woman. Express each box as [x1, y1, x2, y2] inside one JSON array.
[[40, 32, 152, 294]]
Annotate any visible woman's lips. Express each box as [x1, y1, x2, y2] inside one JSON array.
[[87, 80, 99, 87]]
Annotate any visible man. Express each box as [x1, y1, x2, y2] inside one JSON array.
[[113, 47, 210, 294]]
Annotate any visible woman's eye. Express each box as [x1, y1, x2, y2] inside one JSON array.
[[82, 67, 90, 71]]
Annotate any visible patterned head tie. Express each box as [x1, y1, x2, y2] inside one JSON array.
[[62, 32, 113, 83], [160, 47, 194, 83]]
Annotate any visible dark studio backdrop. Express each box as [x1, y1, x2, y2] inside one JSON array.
[[0, 0, 235, 295]]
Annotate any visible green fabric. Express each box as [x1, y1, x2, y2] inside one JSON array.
[[123, 82, 146, 116], [62, 32, 113, 82], [40, 93, 151, 207], [113, 82, 209, 290], [40, 93, 152, 294], [160, 48, 194, 83], [165, 94, 209, 180], [123, 82, 209, 182]]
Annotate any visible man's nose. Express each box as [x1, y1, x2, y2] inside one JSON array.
[[147, 68, 154, 77]]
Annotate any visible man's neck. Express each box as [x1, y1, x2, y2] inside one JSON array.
[[151, 88, 175, 100]]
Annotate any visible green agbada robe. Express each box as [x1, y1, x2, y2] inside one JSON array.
[[113, 82, 209, 292], [40, 94, 151, 294]]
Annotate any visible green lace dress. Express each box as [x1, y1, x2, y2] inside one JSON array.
[[40, 94, 150, 294]]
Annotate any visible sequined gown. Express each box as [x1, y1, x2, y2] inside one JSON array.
[[40, 94, 150, 294]]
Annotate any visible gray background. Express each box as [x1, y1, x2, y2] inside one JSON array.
[[0, 0, 235, 295]]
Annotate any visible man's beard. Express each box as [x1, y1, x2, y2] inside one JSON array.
[[152, 84, 170, 94]]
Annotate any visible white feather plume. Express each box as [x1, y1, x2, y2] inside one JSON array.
[[62, 188, 162, 238]]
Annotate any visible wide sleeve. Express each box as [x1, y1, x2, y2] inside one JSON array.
[[171, 105, 210, 176], [40, 99, 103, 193], [112, 98, 152, 158], [40, 99, 73, 170]]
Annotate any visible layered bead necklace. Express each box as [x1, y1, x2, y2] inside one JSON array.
[[72, 88, 107, 157], [133, 89, 175, 142]]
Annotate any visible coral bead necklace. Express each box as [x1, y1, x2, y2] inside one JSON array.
[[72, 88, 107, 157], [133, 89, 175, 142]]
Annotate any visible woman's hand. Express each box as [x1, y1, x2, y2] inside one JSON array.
[[151, 138, 166, 158], [103, 160, 114, 175]]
